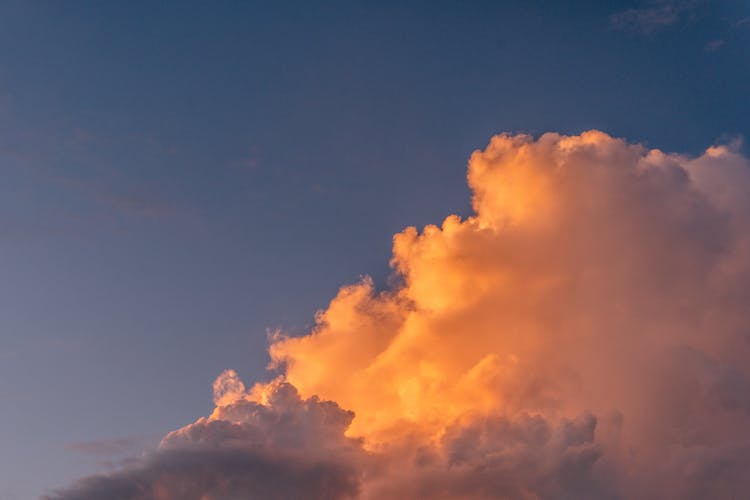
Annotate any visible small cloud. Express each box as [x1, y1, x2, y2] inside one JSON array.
[[610, 0, 696, 34], [704, 39, 725, 52], [54, 175, 191, 220], [736, 17, 750, 28], [67, 435, 160, 471], [94, 189, 177, 218], [67, 438, 144, 458], [228, 145, 261, 171], [229, 156, 258, 171], [714, 134, 744, 152], [64, 128, 98, 149]]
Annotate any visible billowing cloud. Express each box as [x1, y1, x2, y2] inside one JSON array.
[[50, 131, 750, 499]]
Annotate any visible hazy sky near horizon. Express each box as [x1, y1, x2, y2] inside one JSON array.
[[1, 1, 749, 498]]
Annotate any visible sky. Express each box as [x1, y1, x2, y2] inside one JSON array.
[[1, 1, 749, 499]]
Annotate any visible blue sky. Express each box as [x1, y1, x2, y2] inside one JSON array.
[[1, 1, 748, 498]]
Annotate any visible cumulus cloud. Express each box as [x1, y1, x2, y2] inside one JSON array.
[[51, 131, 750, 499]]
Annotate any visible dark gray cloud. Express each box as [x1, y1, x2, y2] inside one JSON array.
[[46, 383, 362, 500], [45, 447, 359, 500], [364, 413, 617, 500]]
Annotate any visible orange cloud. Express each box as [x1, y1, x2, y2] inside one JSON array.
[[50, 131, 750, 499]]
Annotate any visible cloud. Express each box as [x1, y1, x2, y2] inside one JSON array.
[[46, 381, 361, 500], [610, 0, 697, 34], [704, 39, 725, 52], [363, 412, 615, 500], [61, 177, 182, 219], [67, 438, 146, 458], [52, 131, 750, 498], [94, 190, 177, 218]]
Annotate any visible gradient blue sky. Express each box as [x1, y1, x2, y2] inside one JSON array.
[[1, 1, 748, 498]]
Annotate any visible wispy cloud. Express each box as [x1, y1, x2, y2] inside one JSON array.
[[610, 0, 697, 34], [53, 175, 192, 220], [66, 434, 161, 472], [93, 188, 179, 218], [704, 39, 725, 52], [67, 437, 148, 458]]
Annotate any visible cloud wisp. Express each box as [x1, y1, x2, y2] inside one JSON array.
[[610, 0, 697, 34], [49, 131, 750, 499]]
